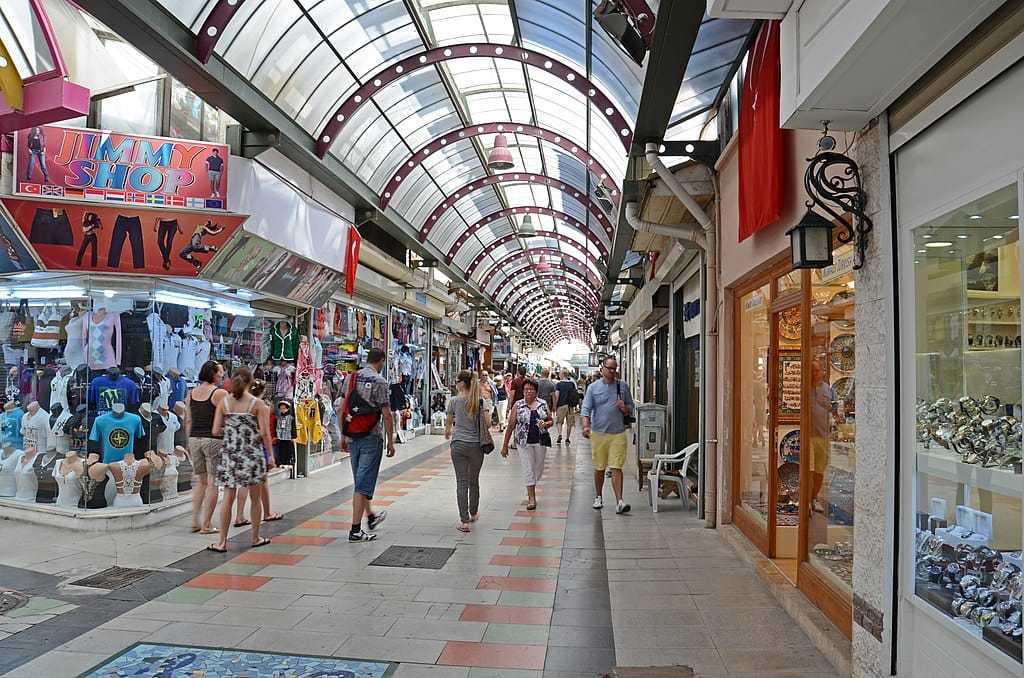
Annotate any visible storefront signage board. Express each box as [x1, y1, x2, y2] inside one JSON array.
[[14, 125, 229, 210], [778, 350, 802, 422], [0, 197, 244, 277], [0, 205, 41, 274], [819, 245, 855, 283]]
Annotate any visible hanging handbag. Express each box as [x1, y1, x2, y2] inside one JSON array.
[[31, 305, 60, 349], [12, 299, 33, 344], [477, 398, 495, 454]]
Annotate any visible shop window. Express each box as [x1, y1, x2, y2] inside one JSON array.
[[736, 283, 771, 526], [95, 80, 162, 136], [910, 183, 1022, 662], [807, 249, 857, 593], [390, 308, 431, 433], [169, 80, 203, 141]]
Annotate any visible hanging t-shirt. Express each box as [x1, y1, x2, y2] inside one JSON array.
[[147, 313, 168, 371], [179, 336, 201, 379], [87, 375, 141, 412], [89, 411, 145, 463], [165, 333, 182, 372]]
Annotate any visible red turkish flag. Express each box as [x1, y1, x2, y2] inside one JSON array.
[[345, 224, 362, 295]]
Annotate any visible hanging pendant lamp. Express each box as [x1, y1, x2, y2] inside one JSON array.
[[517, 214, 537, 237], [487, 133, 515, 170]]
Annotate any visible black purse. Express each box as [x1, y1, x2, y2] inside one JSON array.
[[478, 399, 495, 454], [617, 381, 636, 427]]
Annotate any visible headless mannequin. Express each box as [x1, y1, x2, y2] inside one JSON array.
[[109, 452, 150, 508], [33, 445, 60, 503], [53, 450, 84, 508], [80, 453, 109, 509], [14, 446, 39, 501], [0, 443, 23, 497], [22, 401, 50, 451]]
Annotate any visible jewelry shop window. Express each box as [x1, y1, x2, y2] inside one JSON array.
[[736, 283, 771, 530], [910, 183, 1022, 663]]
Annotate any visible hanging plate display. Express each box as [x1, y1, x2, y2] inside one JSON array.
[[829, 334, 855, 372], [829, 290, 855, 330], [832, 377, 855, 403], [779, 429, 800, 463], [779, 307, 801, 340], [778, 461, 800, 497]]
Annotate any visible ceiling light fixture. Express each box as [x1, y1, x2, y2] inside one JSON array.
[[957, 235, 968, 239], [486, 134, 514, 170], [969, 215, 983, 220], [517, 214, 537, 237], [924, 241, 954, 248]]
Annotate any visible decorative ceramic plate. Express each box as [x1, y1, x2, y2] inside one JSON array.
[[829, 290, 855, 330], [779, 429, 800, 463], [832, 377, 855, 402], [829, 334, 855, 372], [779, 307, 801, 340], [778, 461, 800, 495]]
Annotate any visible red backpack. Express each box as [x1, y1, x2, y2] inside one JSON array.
[[340, 372, 382, 439]]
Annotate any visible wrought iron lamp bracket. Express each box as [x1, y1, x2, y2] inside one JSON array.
[[803, 124, 874, 269]]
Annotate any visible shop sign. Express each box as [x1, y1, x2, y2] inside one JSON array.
[[778, 351, 802, 422], [415, 292, 428, 306], [14, 125, 229, 210], [743, 291, 764, 311], [0, 206, 40, 275], [818, 245, 855, 283], [683, 300, 700, 321], [204, 233, 343, 306], [0, 197, 244, 278]]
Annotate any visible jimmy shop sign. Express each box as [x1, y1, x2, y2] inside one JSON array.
[[14, 125, 229, 209]]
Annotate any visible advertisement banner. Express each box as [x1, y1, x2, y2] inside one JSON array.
[[0, 205, 40, 275], [14, 125, 229, 210], [0, 197, 245, 277]]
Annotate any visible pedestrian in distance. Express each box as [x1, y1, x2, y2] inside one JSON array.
[[581, 356, 634, 514], [500, 379, 553, 511], [553, 369, 580, 446], [339, 347, 395, 542], [207, 368, 272, 552], [445, 370, 491, 533], [494, 375, 508, 432]]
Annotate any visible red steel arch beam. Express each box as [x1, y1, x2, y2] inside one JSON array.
[[508, 285, 598, 314], [387, 122, 621, 214], [196, 0, 247, 64], [489, 265, 599, 307], [461, 229, 606, 273], [511, 295, 597, 322], [417, 171, 616, 241], [316, 44, 634, 157], [477, 249, 602, 289], [521, 312, 592, 336], [450, 207, 609, 264], [498, 274, 600, 310]]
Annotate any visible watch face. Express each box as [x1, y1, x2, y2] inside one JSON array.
[[829, 334, 855, 372]]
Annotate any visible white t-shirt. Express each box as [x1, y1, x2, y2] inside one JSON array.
[[156, 412, 180, 453], [165, 334, 182, 375], [147, 313, 168, 371]]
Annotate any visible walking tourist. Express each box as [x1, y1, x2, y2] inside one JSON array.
[[553, 369, 580, 445], [500, 379, 553, 511], [445, 370, 490, 532], [186, 360, 227, 533], [494, 375, 508, 431], [581, 356, 634, 514]]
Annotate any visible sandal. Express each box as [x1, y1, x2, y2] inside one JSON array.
[[233, 520, 251, 527], [264, 514, 283, 522], [526, 503, 537, 511], [456, 523, 471, 533], [206, 544, 227, 553], [199, 528, 218, 535], [190, 526, 202, 533], [251, 537, 272, 548], [469, 514, 479, 523]]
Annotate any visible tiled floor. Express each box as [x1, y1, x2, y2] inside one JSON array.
[[0, 433, 842, 678]]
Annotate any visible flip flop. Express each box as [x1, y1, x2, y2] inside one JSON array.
[[206, 544, 227, 553], [251, 537, 272, 548], [264, 514, 283, 522], [190, 526, 201, 533], [526, 503, 537, 511], [456, 524, 471, 533], [233, 520, 251, 527], [199, 528, 218, 535]]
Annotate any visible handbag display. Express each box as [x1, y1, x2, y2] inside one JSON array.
[[478, 398, 495, 454], [30, 305, 60, 349]]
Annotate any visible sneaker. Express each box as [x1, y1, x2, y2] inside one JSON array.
[[605, 469, 613, 478], [593, 496, 603, 510], [557, 436, 562, 444], [616, 501, 631, 515], [367, 510, 387, 530], [348, 530, 377, 542], [566, 438, 572, 446]]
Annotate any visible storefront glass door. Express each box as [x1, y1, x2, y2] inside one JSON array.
[[736, 283, 771, 543]]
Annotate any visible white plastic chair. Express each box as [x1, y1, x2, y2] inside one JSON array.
[[647, 442, 699, 513]]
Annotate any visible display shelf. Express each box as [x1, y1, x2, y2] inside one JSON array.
[[967, 320, 1020, 326], [916, 446, 1023, 496], [967, 290, 1020, 301]]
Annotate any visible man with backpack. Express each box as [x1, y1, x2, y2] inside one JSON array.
[[552, 369, 579, 446], [340, 348, 395, 542]]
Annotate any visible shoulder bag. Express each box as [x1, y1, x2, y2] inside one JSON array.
[[617, 380, 636, 427], [477, 398, 495, 454]]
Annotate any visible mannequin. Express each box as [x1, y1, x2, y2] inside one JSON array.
[[88, 367, 140, 413], [33, 445, 60, 504], [109, 453, 150, 508], [1, 401, 24, 447], [62, 305, 88, 369], [161, 448, 181, 500], [49, 366, 73, 450], [86, 307, 122, 370], [143, 450, 165, 503], [52, 450, 84, 508], [14, 446, 39, 501], [21, 401, 51, 451], [0, 443, 23, 496], [79, 452, 109, 509], [89, 402, 145, 463]]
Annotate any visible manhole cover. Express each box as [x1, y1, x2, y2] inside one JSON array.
[[369, 545, 456, 570], [0, 589, 29, 615], [70, 567, 155, 590]]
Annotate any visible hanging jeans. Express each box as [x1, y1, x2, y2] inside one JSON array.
[[107, 215, 145, 269], [76, 232, 98, 267], [156, 220, 178, 269]]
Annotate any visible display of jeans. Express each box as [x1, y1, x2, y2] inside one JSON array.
[[155, 219, 180, 270], [178, 223, 221, 270], [29, 208, 73, 246], [25, 148, 49, 182], [75, 213, 102, 268], [106, 215, 146, 268], [86, 312, 122, 370]]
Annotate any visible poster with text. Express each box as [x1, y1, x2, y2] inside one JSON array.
[[0, 205, 40, 275], [1, 197, 245, 277], [14, 124, 229, 210]]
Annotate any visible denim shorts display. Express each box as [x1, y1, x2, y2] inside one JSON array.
[[349, 433, 384, 498], [29, 208, 73, 246]]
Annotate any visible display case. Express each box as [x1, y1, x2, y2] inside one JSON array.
[[389, 307, 430, 432], [908, 183, 1022, 664], [0, 274, 295, 512]]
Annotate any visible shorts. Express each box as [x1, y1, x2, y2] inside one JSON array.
[[189, 437, 222, 476], [555, 405, 576, 428], [208, 169, 221, 181], [591, 431, 627, 471], [350, 434, 384, 499]]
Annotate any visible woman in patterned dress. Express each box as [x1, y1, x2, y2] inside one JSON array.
[[208, 368, 272, 552]]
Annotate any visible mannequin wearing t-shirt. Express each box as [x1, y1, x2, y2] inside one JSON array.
[[86, 307, 122, 370], [0, 442, 23, 496], [79, 452, 109, 509], [89, 402, 145, 463], [48, 367, 73, 452], [62, 307, 88, 369], [88, 367, 140, 413], [1, 401, 24, 447], [20, 401, 50, 451]]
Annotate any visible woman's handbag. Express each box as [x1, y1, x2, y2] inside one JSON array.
[[477, 398, 495, 454]]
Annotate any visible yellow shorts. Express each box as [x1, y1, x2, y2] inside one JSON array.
[[591, 431, 627, 470]]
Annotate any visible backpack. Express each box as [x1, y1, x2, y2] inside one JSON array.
[[340, 371, 382, 439], [565, 384, 580, 408]]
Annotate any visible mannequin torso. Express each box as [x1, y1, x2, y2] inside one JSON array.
[[14, 448, 39, 501], [53, 454, 83, 507], [0, 445, 23, 496], [110, 455, 149, 507]]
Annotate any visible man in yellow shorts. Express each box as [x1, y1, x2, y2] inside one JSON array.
[[581, 356, 634, 514]]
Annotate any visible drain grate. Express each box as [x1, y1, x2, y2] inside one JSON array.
[[70, 567, 155, 590], [369, 545, 456, 570]]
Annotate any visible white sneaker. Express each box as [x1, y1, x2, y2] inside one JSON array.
[[593, 496, 603, 510], [616, 501, 631, 515]]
